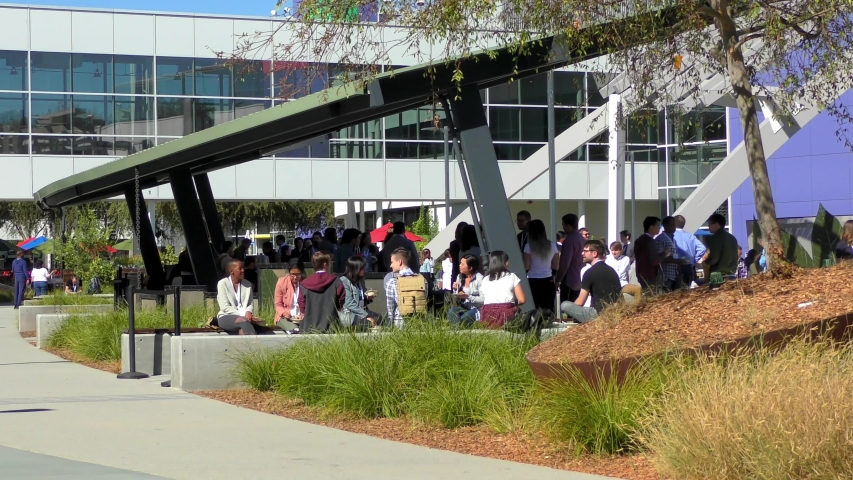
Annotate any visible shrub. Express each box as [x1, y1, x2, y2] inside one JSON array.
[[233, 322, 538, 430], [30, 292, 113, 306], [531, 356, 680, 455], [641, 339, 853, 479]]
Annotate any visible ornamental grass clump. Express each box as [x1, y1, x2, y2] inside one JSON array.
[[31, 292, 113, 306], [641, 338, 853, 479], [233, 321, 538, 430]]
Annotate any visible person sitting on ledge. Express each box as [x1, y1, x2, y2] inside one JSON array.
[[298, 251, 346, 333], [561, 240, 622, 324], [65, 275, 82, 295], [339, 256, 379, 329], [216, 259, 273, 335], [274, 262, 304, 331]]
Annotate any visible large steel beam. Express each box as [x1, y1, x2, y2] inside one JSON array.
[[193, 173, 225, 249], [448, 85, 534, 313], [170, 169, 220, 292], [124, 188, 166, 291]]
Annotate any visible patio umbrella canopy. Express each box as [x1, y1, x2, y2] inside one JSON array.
[[369, 223, 424, 244], [16, 237, 35, 247], [19, 237, 48, 250]]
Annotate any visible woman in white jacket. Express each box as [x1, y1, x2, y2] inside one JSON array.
[[216, 259, 273, 335]]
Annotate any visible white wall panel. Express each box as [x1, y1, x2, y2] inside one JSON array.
[[0, 157, 32, 199], [385, 162, 419, 199], [155, 15, 194, 57], [419, 161, 446, 199], [72, 11, 113, 54], [272, 25, 310, 62], [312, 159, 349, 198], [233, 20, 272, 59], [154, 184, 174, 200], [208, 166, 236, 198], [30, 9, 71, 52], [114, 14, 155, 55], [194, 18, 234, 58], [236, 160, 275, 198], [0, 7, 30, 51], [587, 162, 609, 199], [348, 161, 384, 199], [556, 162, 589, 198], [73, 157, 115, 174], [32, 157, 73, 192], [276, 158, 312, 198]]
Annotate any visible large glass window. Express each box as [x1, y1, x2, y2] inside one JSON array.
[[113, 96, 154, 136], [156, 97, 191, 136], [520, 108, 547, 142], [495, 143, 544, 161], [114, 55, 153, 95], [339, 119, 382, 140], [72, 95, 114, 135], [0, 50, 27, 91], [31, 52, 71, 92], [233, 60, 270, 98], [31, 94, 71, 133], [385, 108, 444, 141], [194, 58, 232, 97], [156, 57, 194, 96], [0, 135, 28, 154], [0, 93, 28, 133], [273, 63, 326, 99], [234, 99, 268, 119], [667, 106, 727, 144], [667, 143, 727, 186], [489, 107, 520, 141], [587, 73, 617, 107], [72, 53, 112, 93], [554, 71, 585, 106], [488, 81, 519, 104], [519, 74, 547, 105], [330, 140, 381, 159], [193, 98, 234, 132], [32, 135, 72, 155]]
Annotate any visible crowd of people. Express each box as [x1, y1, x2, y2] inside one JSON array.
[[209, 212, 853, 335]]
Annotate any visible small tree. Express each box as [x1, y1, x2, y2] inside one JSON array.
[[410, 204, 439, 250], [57, 210, 116, 285]]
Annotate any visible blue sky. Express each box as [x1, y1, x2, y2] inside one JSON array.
[[7, 0, 290, 16]]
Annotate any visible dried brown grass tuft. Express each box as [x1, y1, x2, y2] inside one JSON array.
[[639, 337, 853, 479]]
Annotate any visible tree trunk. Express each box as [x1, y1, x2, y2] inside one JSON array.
[[715, 4, 786, 272]]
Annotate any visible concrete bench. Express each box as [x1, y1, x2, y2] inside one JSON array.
[[18, 304, 114, 332], [36, 314, 70, 348], [168, 326, 571, 392]]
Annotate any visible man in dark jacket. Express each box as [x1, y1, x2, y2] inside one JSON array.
[[12, 250, 29, 309], [297, 251, 346, 333], [706, 213, 739, 278], [448, 221, 468, 283], [634, 216, 661, 289]]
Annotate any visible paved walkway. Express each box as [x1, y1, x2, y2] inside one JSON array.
[[0, 306, 615, 480]]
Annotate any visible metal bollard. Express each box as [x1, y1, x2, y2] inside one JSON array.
[[173, 286, 181, 336], [117, 285, 149, 379]]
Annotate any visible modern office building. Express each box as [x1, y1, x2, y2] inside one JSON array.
[[0, 3, 850, 249]]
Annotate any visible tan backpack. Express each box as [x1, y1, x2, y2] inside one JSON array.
[[396, 274, 427, 316]]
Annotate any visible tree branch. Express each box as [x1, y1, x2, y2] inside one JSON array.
[[697, 3, 724, 21], [733, 32, 765, 51]]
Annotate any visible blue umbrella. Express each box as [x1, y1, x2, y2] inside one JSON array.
[[20, 236, 48, 250], [694, 230, 712, 237]]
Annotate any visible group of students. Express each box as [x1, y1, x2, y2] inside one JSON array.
[[10, 250, 90, 308]]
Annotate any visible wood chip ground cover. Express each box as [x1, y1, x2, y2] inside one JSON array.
[[198, 390, 661, 480], [529, 264, 853, 364]]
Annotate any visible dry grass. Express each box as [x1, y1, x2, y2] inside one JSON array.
[[640, 338, 853, 479]]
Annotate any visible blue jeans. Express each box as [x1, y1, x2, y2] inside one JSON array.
[[14, 276, 27, 308], [32, 281, 48, 297], [560, 302, 598, 324], [448, 306, 479, 327]]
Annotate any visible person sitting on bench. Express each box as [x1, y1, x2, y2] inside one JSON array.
[[298, 251, 346, 333], [216, 259, 273, 335]]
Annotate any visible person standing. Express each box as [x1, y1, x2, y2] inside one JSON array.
[[381, 222, 420, 272], [634, 217, 661, 290], [555, 213, 585, 304], [672, 215, 706, 287], [516, 210, 531, 252], [522, 219, 559, 311], [12, 251, 29, 309], [561, 240, 622, 324], [232, 238, 252, 261], [658, 216, 683, 291], [30, 260, 51, 297], [333, 228, 360, 273], [449, 222, 469, 284], [620, 230, 635, 260]]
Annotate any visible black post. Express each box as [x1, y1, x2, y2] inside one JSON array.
[[173, 286, 181, 336], [194, 173, 226, 250], [170, 169, 220, 292], [117, 285, 148, 379], [124, 187, 166, 291]]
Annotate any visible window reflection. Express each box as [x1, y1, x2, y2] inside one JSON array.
[[0, 93, 28, 133], [31, 52, 71, 92], [72, 95, 114, 134], [114, 96, 154, 137], [0, 135, 29, 154], [32, 135, 72, 155], [232, 60, 270, 98], [234, 99, 268, 119], [0, 50, 27, 91], [156, 97, 234, 135], [72, 53, 112, 93], [156, 57, 194, 95], [194, 58, 232, 97], [31, 94, 71, 134], [114, 56, 153, 95]]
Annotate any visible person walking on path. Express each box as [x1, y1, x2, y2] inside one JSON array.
[[12, 251, 29, 309]]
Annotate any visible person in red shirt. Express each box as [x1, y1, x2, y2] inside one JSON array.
[[634, 216, 662, 290]]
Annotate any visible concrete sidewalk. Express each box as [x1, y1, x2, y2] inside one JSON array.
[[0, 306, 616, 480]]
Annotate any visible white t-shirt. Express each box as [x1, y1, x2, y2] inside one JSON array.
[[579, 265, 592, 307], [605, 254, 631, 287], [523, 242, 559, 279], [290, 286, 300, 318], [480, 272, 521, 305], [441, 258, 453, 290], [31, 268, 50, 283]]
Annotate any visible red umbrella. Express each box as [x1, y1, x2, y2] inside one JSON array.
[[369, 223, 424, 243], [16, 237, 35, 247]]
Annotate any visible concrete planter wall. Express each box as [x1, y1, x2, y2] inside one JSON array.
[[527, 313, 853, 386], [18, 304, 113, 332]]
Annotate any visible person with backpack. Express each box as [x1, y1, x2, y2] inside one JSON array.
[[384, 247, 427, 327]]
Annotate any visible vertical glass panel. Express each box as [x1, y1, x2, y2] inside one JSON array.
[[273, 63, 308, 99], [627, 146, 661, 162], [0, 135, 29, 154], [384, 109, 420, 140], [330, 140, 381, 159], [667, 187, 696, 215], [488, 81, 519, 104], [554, 71, 585, 106], [587, 73, 617, 107], [114, 96, 154, 136], [156, 97, 192, 136], [309, 139, 330, 158], [627, 111, 660, 144], [667, 106, 727, 144], [0, 50, 27, 91], [339, 119, 382, 140], [488, 107, 520, 141], [519, 73, 547, 105], [73, 136, 112, 155], [32, 135, 72, 155], [234, 99, 268, 119], [589, 144, 608, 162], [156, 57, 193, 96], [667, 144, 725, 186], [31, 52, 72, 92], [194, 58, 232, 97], [0, 93, 28, 133], [385, 141, 418, 159], [697, 143, 728, 183], [519, 107, 547, 142], [193, 98, 233, 132], [114, 55, 153, 95], [72, 53, 113, 93], [233, 60, 270, 98], [31, 94, 71, 134], [555, 107, 583, 135], [72, 95, 114, 135]]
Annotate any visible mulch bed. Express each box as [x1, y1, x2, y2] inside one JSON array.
[[529, 263, 853, 365], [197, 390, 661, 480]]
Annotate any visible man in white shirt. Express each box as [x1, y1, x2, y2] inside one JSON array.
[[606, 241, 642, 300]]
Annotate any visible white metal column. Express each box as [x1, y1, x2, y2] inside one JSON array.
[[607, 94, 626, 244], [578, 200, 586, 230]]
